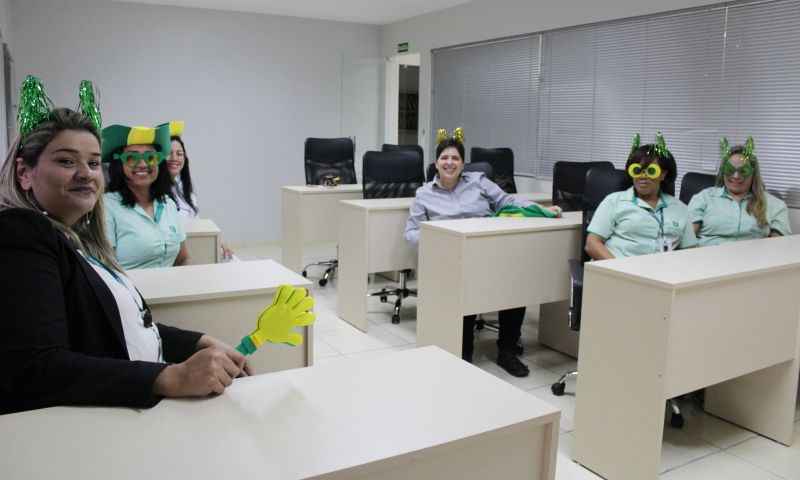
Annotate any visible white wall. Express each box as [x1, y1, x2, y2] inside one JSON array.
[[0, 0, 12, 152], [10, 0, 381, 244], [381, 0, 723, 163]]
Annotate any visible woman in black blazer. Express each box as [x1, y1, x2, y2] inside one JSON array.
[[0, 91, 249, 415]]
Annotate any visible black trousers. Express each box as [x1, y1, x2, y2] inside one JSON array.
[[462, 306, 526, 358]]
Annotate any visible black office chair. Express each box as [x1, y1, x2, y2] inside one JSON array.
[[552, 161, 615, 212], [425, 161, 495, 183], [471, 147, 517, 193], [302, 137, 357, 286], [362, 150, 425, 323], [679, 172, 716, 205], [550, 168, 686, 428], [382, 143, 424, 165]]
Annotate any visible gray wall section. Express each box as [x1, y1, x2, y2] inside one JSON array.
[[9, 0, 380, 244]]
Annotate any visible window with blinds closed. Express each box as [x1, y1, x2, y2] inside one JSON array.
[[431, 0, 800, 206]]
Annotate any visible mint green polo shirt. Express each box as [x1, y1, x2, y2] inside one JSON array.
[[588, 187, 697, 258], [688, 186, 791, 247], [104, 192, 186, 270]]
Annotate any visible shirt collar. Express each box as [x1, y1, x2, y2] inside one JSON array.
[[720, 186, 752, 200], [433, 172, 468, 191], [628, 187, 668, 211]]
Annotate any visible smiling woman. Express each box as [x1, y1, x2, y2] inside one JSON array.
[[0, 77, 251, 414], [103, 122, 190, 270]]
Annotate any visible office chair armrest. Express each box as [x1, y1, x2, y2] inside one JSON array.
[[569, 259, 584, 288]]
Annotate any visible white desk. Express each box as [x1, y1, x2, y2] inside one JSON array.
[[183, 218, 221, 265], [0, 346, 560, 480], [574, 236, 800, 480], [281, 184, 363, 273], [128, 260, 313, 374], [337, 192, 552, 331], [417, 212, 582, 356]]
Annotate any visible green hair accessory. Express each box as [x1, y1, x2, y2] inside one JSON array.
[[17, 75, 54, 139], [78, 80, 102, 132], [628, 131, 672, 160], [719, 136, 757, 178]]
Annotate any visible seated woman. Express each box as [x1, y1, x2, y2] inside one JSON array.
[[166, 122, 234, 260], [103, 122, 189, 269], [689, 137, 790, 245], [586, 133, 697, 260], [0, 77, 249, 414], [404, 128, 561, 377]]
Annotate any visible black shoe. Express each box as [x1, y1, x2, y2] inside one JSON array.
[[497, 350, 529, 377], [497, 340, 524, 356]]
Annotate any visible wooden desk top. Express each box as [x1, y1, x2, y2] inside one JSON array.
[[340, 191, 552, 212], [128, 259, 311, 304], [586, 235, 800, 289], [183, 218, 221, 236], [282, 184, 363, 195], [0, 347, 559, 480], [422, 211, 582, 238]]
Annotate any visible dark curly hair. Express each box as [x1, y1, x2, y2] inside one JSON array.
[[106, 144, 176, 207], [624, 144, 677, 196]]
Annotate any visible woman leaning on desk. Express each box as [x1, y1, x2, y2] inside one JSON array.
[[103, 120, 189, 269], [0, 77, 250, 415], [688, 137, 791, 246], [585, 133, 697, 260], [403, 128, 562, 378]]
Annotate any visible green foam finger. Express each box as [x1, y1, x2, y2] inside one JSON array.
[[293, 312, 316, 327]]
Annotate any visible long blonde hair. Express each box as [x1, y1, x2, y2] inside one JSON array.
[[715, 145, 768, 227], [0, 108, 122, 270]]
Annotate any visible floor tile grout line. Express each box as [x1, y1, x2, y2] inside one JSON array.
[[659, 447, 723, 475], [721, 446, 792, 480]]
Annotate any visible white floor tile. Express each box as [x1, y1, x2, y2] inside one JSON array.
[[321, 323, 407, 354], [555, 433, 603, 480], [660, 423, 721, 473], [313, 336, 340, 358], [727, 423, 800, 480], [529, 386, 577, 433], [477, 360, 561, 392], [679, 403, 756, 450], [660, 451, 782, 479]]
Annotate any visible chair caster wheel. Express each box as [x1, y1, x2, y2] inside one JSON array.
[[391, 314, 400, 324], [318, 278, 328, 287], [380, 296, 388, 303], [670, 413, 684, 429], [551, 382, 566, 396], [301, 270, 307, 278]]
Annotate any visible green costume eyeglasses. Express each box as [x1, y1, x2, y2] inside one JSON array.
[[113, 151, 166, 168], [721, 160, 754, 178], [627, 162, 662, 180]]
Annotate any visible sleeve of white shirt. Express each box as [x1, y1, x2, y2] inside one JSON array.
[[404, 194, 427, 247], [480, 174, 530, 210]]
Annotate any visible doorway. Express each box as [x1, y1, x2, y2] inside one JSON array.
[[384, 53, 420, 146]]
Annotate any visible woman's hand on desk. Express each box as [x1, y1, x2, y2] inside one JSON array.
[[196, 334, 253, 376]]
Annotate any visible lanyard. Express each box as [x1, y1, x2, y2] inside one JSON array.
[[153, 201, 165, 223], [648, 207, 665, 238], [84, 254, 153, 327]]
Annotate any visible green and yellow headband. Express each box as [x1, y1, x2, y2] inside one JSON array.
[[101, 122, 172, 164], [17, 75, 102, 140], [436, 127, 464, 145], [629, 131, 672, 161], [719, 137, 757, 178]]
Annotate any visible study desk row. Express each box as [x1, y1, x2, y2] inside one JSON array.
[[282, 184, 800, 480]]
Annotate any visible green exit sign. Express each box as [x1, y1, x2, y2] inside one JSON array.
[[397, 42, 409, 53]]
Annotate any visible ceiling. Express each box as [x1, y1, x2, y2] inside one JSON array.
[[113, 0, 472, 25]]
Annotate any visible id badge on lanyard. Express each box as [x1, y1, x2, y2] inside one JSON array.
[[652, 208, 673, 252]]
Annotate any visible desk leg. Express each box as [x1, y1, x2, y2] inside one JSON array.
[[706, 355, 799, 446], [282, 190, 303, 273], [417, 231, 464, 357], [338, 207, 369, 331], [574, 273, 672, 480]]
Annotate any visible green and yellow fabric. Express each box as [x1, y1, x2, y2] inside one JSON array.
[[101, 122, 172, 164], [168, 120, 185, 137], [493, 204, 558, 218]]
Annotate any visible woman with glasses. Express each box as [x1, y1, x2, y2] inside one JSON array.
[[103, 123, 189, 269], [586, 133, 697, 260], [688, 137, 790, 246]]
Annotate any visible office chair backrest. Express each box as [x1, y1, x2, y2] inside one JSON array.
[[304, 137, 357, 185], [679, 172, 716, 205], [552, 161, 615, 212], [471, 147, 516, 193], [362, 150, 425, 199], [381, 144, 424, 164], [425, 162, 495, 183], [581, 168, 629, 263]]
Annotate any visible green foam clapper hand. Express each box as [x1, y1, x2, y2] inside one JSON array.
[[236, 285, 315, 355]]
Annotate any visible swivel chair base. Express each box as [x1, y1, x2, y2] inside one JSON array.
[[302, 259, 338, 287], [368, 269, 416, 324], [551, 373, 684, 428]]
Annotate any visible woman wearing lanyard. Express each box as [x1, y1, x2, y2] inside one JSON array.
[[689, 137, 791, 246], [103, 121, 189, 269], [586, 133, 697, 260], [0, 77, 249, 415]]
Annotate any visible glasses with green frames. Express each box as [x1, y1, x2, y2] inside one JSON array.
[[627, 162, 662, 180], [721, 159, 754, 178], [113, 151, 166, 168]]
